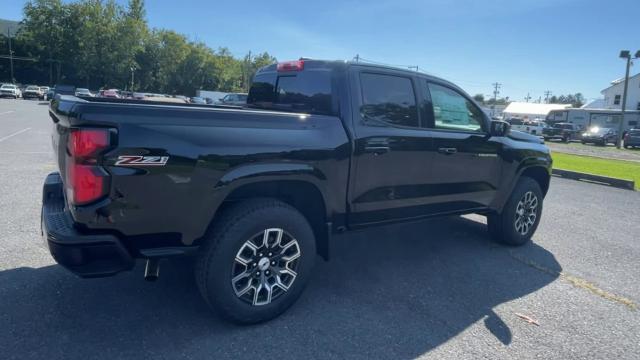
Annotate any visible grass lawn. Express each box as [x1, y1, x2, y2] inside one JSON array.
[[552, 152, 640, 190]]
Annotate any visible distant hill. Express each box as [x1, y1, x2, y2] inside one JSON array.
[[0, 19, 21, 36]]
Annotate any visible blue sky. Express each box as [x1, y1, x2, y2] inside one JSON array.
[[3, 0, 639, 101]]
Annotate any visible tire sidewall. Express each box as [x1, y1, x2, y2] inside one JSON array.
[[500, 178, 544, 245], [201, 202, 316, 323]]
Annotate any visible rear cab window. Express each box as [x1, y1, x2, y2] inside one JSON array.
[[359, 72, 419, 128], [247, 62, 334, 115]]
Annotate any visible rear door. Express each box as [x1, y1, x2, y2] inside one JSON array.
[[348, 67, 437, 226], [420, 80, 502, 209]]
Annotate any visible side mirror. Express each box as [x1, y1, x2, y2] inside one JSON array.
[[490, 120, 511, 137]]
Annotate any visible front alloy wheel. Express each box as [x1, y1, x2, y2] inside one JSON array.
[[232, 228, 301, 306], [514, 191, 538, 235]]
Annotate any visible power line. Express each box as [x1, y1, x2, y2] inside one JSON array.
[[544, 90, 552, 103]]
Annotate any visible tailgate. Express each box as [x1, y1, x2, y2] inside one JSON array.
[[49, 102, 73, 185]]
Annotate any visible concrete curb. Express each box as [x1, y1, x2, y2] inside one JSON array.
[[552, 168, 635, 190]]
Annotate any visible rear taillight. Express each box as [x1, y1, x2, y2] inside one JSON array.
[[65, 128, 112, 206], [277, 60, 304, 72]]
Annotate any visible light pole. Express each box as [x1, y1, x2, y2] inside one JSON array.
[[616, 50, 639, 149], [7, 26, 15, 83], [130, 66, 135, 92]]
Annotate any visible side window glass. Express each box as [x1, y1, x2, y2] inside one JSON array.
[[360, 73, 418, 127], [427, 83, 484, 132]]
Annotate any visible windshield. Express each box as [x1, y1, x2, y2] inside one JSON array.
[[27, 86, 40, 90], [1, 85, 16, 89]]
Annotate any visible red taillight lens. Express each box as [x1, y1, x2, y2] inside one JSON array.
[[277, 60, 304, 72], [66, 128, 111, 205], [66, 164, 108, 205], [69, 129, 109, 159]]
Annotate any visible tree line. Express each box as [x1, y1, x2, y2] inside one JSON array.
[[0, 0, 276, 96], [473, 93, 584, 108]]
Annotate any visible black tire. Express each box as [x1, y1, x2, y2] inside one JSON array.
[[195, 198, 316, 324], [488, 177, 543, 246]]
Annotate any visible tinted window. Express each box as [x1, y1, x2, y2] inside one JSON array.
[[248, 70, 332, 115], [427, 83, 484, 132], [360, 73, 418, 127]]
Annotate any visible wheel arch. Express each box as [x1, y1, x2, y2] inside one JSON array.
[[214, 179, 331, 261], [521, 166, 550, 196]]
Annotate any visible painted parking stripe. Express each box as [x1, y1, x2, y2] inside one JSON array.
[[0, 110, 16, 116], [0, 128, 32, 143]]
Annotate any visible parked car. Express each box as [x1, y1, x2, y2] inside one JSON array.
[[100, 89, 120, 98], [543, 122, 579, 142], [39, 86, 50, 100], [75, 88, 93, 97], [506, 118, 527, 132], [49, 84, 76, 100], [581, 127, 617, 146], [0, 84, 22, 98], [523, 119, 545, 136], [173, 95, 189, 102], [42, 59, 551, 324], [190, 96, 207, 104], [219, 92, 248, 106], [624, 128, 640, 149], [22, 85, 44, 100]]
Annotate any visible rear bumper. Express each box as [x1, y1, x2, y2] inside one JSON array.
[[41, 172, 134, 278], [625, 138, 640, 146]]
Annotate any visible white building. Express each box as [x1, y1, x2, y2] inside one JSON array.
[[580, 98, 606, 109], [600, 73, 640, 110], [502, 102, 571, 120]]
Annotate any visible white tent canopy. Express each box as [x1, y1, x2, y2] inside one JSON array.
[[503, 102, 571, 120]]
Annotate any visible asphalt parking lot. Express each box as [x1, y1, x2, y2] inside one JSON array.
[[1, 99, 639, 359]]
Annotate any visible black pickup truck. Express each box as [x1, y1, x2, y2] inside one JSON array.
[[542, 122, 579, 142], [42, 59, 552, 324]]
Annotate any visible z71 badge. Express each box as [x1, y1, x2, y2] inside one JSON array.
[[115, 155, 169, 166]]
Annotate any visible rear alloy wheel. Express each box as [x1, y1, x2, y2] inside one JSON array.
[[195, 199, 315, 324], [488, 176, 543, 246], [231, 228, 301, 306]]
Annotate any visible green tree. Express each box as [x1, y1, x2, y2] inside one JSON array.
[[473, 94, 485, 103], [12, 0, 277, 94]]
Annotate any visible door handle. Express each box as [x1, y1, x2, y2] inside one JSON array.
[[437, 147, 457, 155], [364, 146, 390, 155]]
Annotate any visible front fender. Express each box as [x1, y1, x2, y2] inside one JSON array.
[[490, 154, 552, 212]]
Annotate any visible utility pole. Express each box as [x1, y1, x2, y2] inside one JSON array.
[[130, 66, 135, 92], [409, 65, 419, 72], [525, 93, 531, 102], [7, 27, 15, 83], [544, 90, 552, 103], [616, 50, 639, 148], [491, 82, 501, 117], [354, 54, 360, 63]]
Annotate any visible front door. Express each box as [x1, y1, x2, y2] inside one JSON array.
[[422, 81, 502, 210]]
